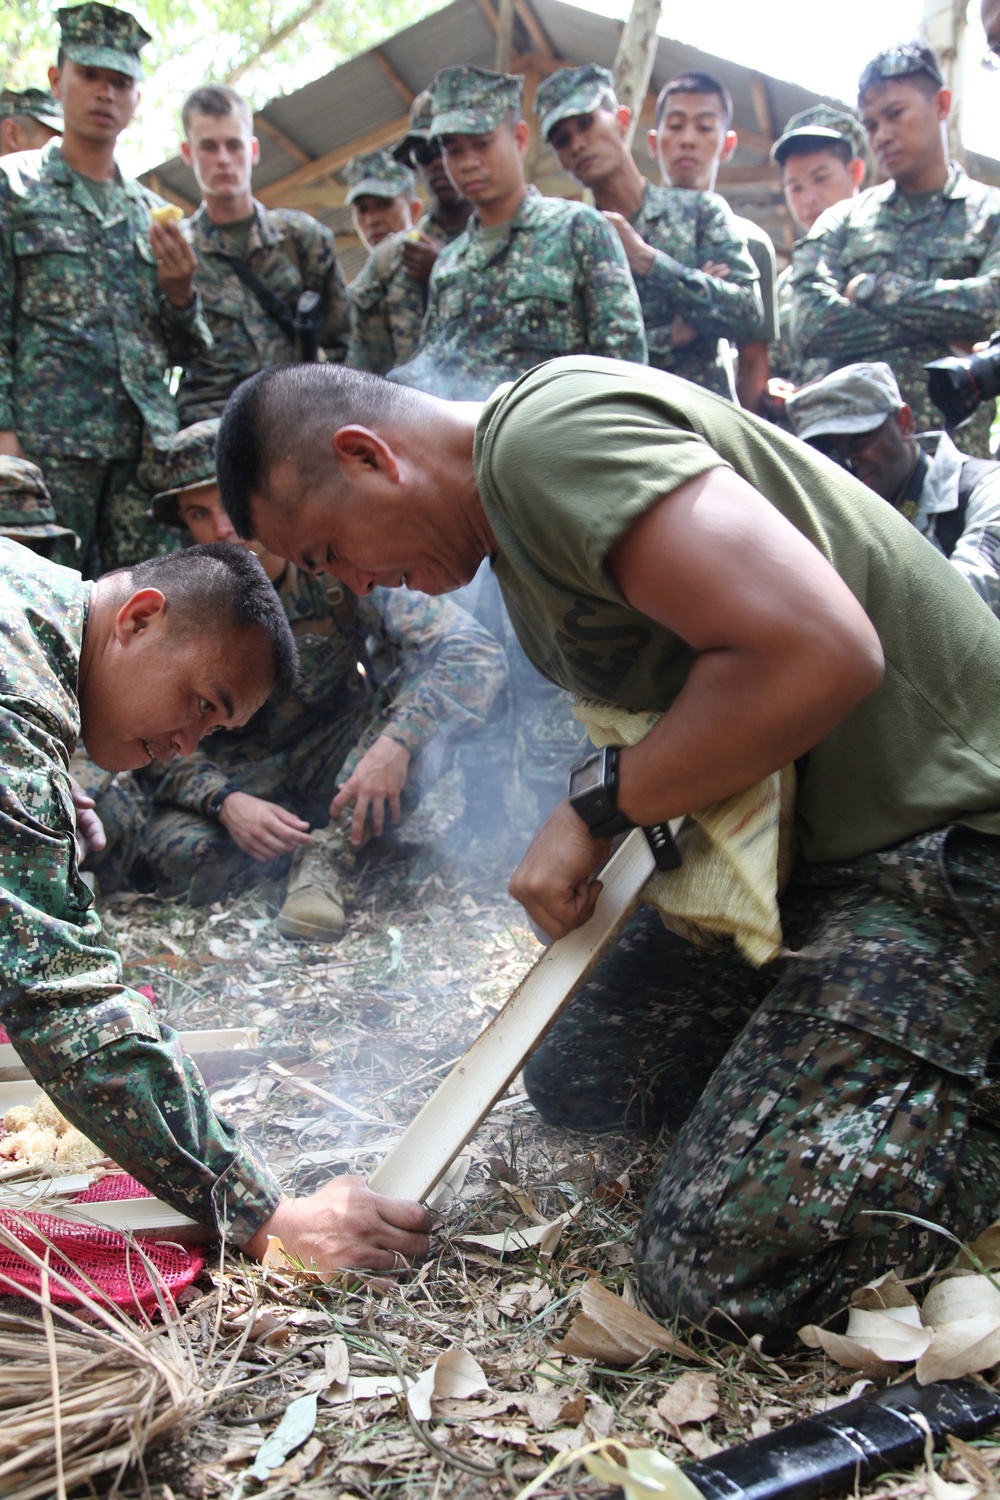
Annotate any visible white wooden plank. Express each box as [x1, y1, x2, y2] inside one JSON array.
[[369, 828, 659, 1204], [0, 1026, 258, 1078]]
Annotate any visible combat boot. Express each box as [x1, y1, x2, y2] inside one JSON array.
[[276, 824, 352, 941]]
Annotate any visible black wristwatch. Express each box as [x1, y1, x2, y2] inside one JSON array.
[[567, 747, 683, 872], [567, 746, 633, 839], [205, 786, 236, 821]]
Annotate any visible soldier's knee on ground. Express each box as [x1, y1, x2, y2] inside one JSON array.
[[142, 808, 270, 904]]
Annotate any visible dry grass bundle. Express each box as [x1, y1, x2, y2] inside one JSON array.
[[0, 1218, 247, 1500]]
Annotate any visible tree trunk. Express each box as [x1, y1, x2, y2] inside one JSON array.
[[613, 0, 663, 147], [922, 0, 969, 165]]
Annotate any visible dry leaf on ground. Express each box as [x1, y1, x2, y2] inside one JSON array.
[[458, 1203, 582, 1258], [406, 1349, 489, 1423], [917, 1275, 1000, 1383], [553, 1278, 699, 1365], [655, 1372, 720, 1431]]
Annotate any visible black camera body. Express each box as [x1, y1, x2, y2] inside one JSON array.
[[925, 331, 1000, 429]]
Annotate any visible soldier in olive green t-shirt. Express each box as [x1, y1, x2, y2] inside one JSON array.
[[216, 355, 1000, 1340]]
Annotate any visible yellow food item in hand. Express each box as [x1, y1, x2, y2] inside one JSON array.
[[151, 203, 184, 225]]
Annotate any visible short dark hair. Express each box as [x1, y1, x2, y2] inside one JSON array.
[[182, 84, 253, 133], [217, 365, 424, 541], [656, 70, 733, 128], [858, 42, 944, 102], [780, 136, 853, 169], [107, 543, 297, 693]]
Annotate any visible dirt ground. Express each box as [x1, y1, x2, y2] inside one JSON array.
[[48, 824, 1000, 1499]]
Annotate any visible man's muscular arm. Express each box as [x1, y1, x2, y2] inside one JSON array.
[[510, 467, 884, 939]]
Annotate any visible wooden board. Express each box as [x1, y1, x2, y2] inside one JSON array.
[[0, 1027, 259, 1083], [370, 828, 660, 1204]]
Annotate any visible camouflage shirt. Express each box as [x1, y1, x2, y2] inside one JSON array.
[[177, 199, 349, 424], [0, 141, 211, 459], [789, 163, 1000, 454], [347, 211, 467, 376], [389, 185, 648, 399], [0, 540, 280, 1243], [629, 182, 762, 398], [152, 566, 507, 812]]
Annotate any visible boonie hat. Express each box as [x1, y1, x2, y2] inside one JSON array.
[[344, 149, 415, 206], [57, 3, 152, 82], [786, 362, 904, 443], [147, 419, 220, 528], [535, 64, 617, 142], [429, 65, 523, 138], [771, 103, 866, 166], [0, 456, 77, 543], [0, 87, 64, 132]]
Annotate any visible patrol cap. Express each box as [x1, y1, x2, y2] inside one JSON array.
[[147, 419, 220, 528], [0, 87, 64, 132], [535, 64, 617, 142], [57, 4, 152, 82], [771, 103, 866, 166], [429, 64, 523, 138], [786, 362, 904, 443], [344, 148, 415, 206], [0, 456, 77, 542], [393, 89, 434, 167]]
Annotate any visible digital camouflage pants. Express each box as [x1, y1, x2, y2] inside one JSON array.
[[524, 825, 1000, 1338], [42, 455, 176, 576]]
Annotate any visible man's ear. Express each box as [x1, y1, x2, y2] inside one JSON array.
[[331, 426, 400, 482], [896, 404, 916, 438], [113, 587, 168, 645], [251, 135, 261, 166], [935, 87, 952, 123], [616, 105, 633, 137], [720, 128, 738, 165], [513, 117, 531, 155], [848, 156, 866, 188], [47, 63, 62, 97], [646, 125, 658, 162], [180, 138, 193, 167]]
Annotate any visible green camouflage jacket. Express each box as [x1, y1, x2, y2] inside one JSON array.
[[789, 164, 1000, 451], [630, 183, 762, 398], [389, 186, 648, 399], [177, 199, 349, 424], [151, 566, 507, 812], [0, 141, 211, 459], [0, 540, 280, 1243], [347, 211, 465, 376]]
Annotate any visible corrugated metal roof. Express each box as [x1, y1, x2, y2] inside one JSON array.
[[141, 0, 1000, 281]]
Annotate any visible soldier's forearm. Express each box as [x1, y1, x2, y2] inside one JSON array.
[[859, 272, 1000, 339], [0, 429, 24, 458]]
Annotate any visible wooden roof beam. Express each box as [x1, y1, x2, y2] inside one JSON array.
[[256, 112, 411, 204], [254, 113, 312, 165], [372, 47, 415, 106], [748, 71, 775, 143]]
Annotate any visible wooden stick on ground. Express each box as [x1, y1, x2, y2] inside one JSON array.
[[370, 827, 662, 1204]]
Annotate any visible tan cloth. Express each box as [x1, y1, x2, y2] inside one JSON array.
[[575, 699, 796, 967]]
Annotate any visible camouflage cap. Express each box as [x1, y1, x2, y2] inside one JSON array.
[[344, 148, 415, 205], [535, 64, 616, 142], [771, 103, 866, 166], [147, 419, 220, 527], [57, 4, 152, 82], [0, 87, 64, 132], [429, 64, 523, 138], [786, 362, 904, 442], [0, 456, 77, 542], [392, 89, 434, 166]]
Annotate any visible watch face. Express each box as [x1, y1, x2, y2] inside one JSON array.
[[569, 756, 604, 797]]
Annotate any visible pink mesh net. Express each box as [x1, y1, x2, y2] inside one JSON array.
[[0, 1175, 205, 1313]]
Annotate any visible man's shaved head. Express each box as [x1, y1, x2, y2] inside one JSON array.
[[217, 365, 424, 540]]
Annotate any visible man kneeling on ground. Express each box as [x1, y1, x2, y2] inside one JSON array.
[[216, 357, 1000, 1330], [132, 419, 506, 936], [0, 537, 429, 1268]]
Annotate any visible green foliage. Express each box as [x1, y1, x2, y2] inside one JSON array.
[[2, 0, 443, 170]]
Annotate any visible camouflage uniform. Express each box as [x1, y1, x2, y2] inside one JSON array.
[[0, 7, 210, 574], [626, 186, 761, 398], [0, 538, 280, 1243], [0, 86, 63, 135], [141, 569, 507, 903], [346, 151, 428, 376], [790, 163, 1000, 456], [0, 453, 77, 554], [389, 66, 647, 400], [176, 201, 349, 423]]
